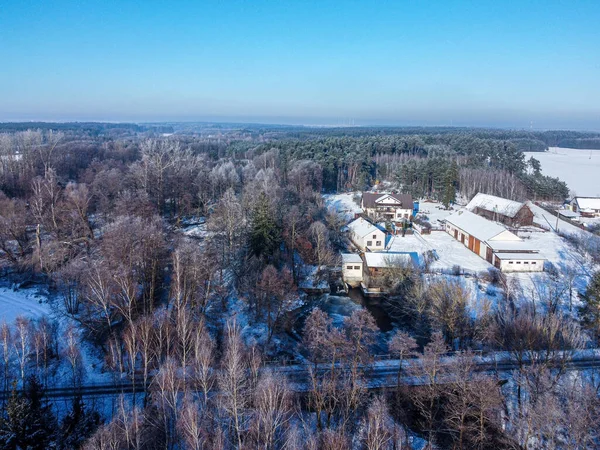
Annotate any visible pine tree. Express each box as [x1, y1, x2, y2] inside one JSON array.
[[0, 376, 57, 450], [59, 395, 101, 450], [442, 162, 458, 208], [250, 192, 281, 258], [579, 272, 600, 338]]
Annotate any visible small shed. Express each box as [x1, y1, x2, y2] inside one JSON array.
[[341, 253, 363, 286]]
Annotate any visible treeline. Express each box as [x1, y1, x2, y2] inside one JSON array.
[[272, 126, 600, 150], [0, 122, 173, 136], [249, 133, 568, 200]]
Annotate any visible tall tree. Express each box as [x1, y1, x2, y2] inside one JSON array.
[[250, 192, 280, 259]]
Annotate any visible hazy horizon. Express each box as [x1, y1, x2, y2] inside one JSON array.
[[2, 1, 599, 130]]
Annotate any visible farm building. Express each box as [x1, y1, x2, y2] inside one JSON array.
[[466, 193, 534, 227], [445, 210, 544, 272], [570, 197, 600, 218], [347, 218, 386, 251], [341, 253, 363, 287], [361, 192, 414, 223]]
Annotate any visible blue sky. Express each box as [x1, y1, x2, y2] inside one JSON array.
[[1, 0, 599, 129]]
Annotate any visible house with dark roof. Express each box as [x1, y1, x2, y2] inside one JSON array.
[[466, 193, 534, 227], [361, 192, 414, 223]]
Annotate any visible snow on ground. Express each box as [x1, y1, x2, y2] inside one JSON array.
[[324, 192, 362, 220], [329, 194, 597, 315], [0, 286, 51, 323], [417, 200, 459, 225], [427, 232, 493, 272], [182, 222, 208, 238], [529, 203, 585, 235], [389, 201, 490, 273], [524, 147, 600, 197]]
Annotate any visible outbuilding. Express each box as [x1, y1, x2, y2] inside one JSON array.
[[341, 253, 364, 286], [445, 209, 544, 272], [466, 193, 534, 227], [570, 197, 600, 218]]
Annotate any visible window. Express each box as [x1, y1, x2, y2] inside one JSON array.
[[346, 265, 353, 270], [376, 241, 382, 246], [405, 213, 409, 218], [516, 261, 521, 264], [532, 262, 537, 265], [509, 261, 514, 264], [373, 234, 377, 239], [367, 241, 373, 246], [524, 261, 529, 264], [354, 265, 360, 270]]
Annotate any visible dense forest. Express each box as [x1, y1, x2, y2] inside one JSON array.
[[240, 133, 568, 201], [0, 124, 599, 449]]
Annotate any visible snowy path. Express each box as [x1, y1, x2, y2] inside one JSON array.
[[0, 287, 50, 323]]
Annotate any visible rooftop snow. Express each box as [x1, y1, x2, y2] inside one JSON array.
[[494, 252, 546, 260], [341, 253, 362, 263], [347, 218, 385, 238], [445, 209, 517, 242], [466, 193, 525, 218], [574, 197, 600, 211], [364, 252, 413, 268], [487, 241, 539, 252]]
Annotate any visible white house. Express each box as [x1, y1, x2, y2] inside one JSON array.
[[347, 218, 386, 251], [570, 197, 600, 218], [445, 210, 544, 272], [361, 192, 414, 222], [341, 253, 363, 286]]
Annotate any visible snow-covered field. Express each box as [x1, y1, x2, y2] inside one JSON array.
[[0, 286, 51, 323], [524, 147, 600, 197], [324, 192, 362, 220]]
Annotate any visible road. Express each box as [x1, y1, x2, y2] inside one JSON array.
[[2, 349, 600, 401]]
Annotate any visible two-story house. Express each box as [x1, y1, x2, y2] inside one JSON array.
[[361, 192, 414, 223], [347, 218, 386, 251]]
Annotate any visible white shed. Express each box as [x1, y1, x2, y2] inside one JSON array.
[[341, 253, 363, 286]]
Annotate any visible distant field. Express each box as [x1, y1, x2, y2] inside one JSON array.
[[524, 147, 600, 196]]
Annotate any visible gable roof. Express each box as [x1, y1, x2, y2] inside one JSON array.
[[362, 192, 414, 210], [445, 209, 521, 243], [466, 193, 525, 218], [347, 218, 385, 238], [574, 197, 600, 211]]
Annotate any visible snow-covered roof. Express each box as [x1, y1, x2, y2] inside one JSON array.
[[364, 252, 413, 268], [557, 209, 579, 219], [487, 241, 539, 252], [494, 252, 546, 260], [466, 193, 525, 218], [347, 218, 385, 238], [341, 253, 362, 264], [445, 209, 515, 242], [574, 197, 600, 211]]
